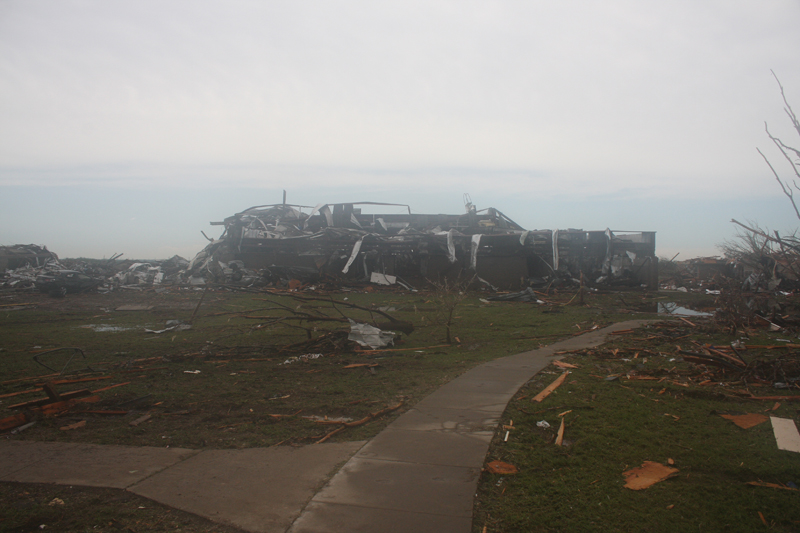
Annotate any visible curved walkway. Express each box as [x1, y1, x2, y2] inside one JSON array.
[[0, 320, 651, 533]]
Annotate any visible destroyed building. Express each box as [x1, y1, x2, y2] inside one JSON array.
[[187, 200, 658, 290], [0, 244, 58, 271]]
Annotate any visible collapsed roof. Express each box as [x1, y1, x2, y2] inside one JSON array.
[[188, 200, 658, 290]]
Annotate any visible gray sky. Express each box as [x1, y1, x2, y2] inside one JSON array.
[[2, 1, 800, 260]]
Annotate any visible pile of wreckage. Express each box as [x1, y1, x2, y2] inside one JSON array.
[[0, 245, 192, 295], [184, 199, 658, 291], [1, 199, 659, 294]]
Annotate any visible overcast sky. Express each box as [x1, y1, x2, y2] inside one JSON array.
[[2, 1, 800, 260]]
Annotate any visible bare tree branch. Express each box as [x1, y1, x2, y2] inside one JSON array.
[[772, 69, 800, 138], [760, 72, 800, 222], [765, 125, 800, 183], [730, 219, 800, 253], [758, 147, 800, 221]]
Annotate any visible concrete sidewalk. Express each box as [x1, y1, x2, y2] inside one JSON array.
[[288, 320, 652, 533], [0, 439, 364, 532], [0, 320, 651, 533]]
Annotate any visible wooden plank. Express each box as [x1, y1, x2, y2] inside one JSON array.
[[771, 417, 800, 453], [555, 418, 565, 446], [118, 367, 167, 374], [7, 389, 91, 410], [553, 361, 578, 369], [532, 372, 568, 403], [39, 396, 100, 416], [129, 414, 151, 426], [720, 413, 769, 429], [749, 396, 800, 401], [91, 382, 131, 393], [2, 373, 59, 385], [36, 376, 111, 386], [623, 461, 679, 490], [0, 388, 42, 399], [0, 413, 30, 431], [42, 383, 62, 401]]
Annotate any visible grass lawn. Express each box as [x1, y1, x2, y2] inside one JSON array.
[[473, 312, 800, 532], [4, 284, 797, 532], [0, 286, 640, 449]]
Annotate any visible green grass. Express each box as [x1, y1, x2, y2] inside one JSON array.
[[473, 318, 800, 532], [8, 286, 793, 532], [0, 482, 246, 532], [0, 287, 641, 449]]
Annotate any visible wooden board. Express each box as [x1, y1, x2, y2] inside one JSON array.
[[771, 417, 800, 453]]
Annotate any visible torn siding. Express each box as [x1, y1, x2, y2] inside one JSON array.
[[189, 201, 657, 290]]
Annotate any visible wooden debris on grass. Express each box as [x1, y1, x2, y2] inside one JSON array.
[[118, 367, 168, 373], [770, 416, 800, 453], [35, 376, 111, 386], [486, 460, 518, 474], [747, 481, 798, 491], [316, 401, 404, 444], [342, 363, 379, 369], [59, 420, 86, 431], [623, 461, 679, 490], [8, 389, 91, 410], [719, 413, 770, 429], [555, 418, 565, 446], [92, 382, 131, 393], [532, 372, 568, 402], [129, 414, 152, 427], [42, 382, 61, 401], [610, 329, 634, 335], [0, 412, 31, 431], [553, 361, 578, 369], [0, 388, 43, 399], [40, 396, 99, 417], [678, 350, 745, 371], [749, 395, 800, 401], [2, 373, 59, 386]]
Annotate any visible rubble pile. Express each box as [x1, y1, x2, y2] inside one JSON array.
[[659, 257, 731, 292], [185, 200, 658, 291], [1, 198, 660, 295], [574, 319, 800, 395], [0, 251, 193, 295]]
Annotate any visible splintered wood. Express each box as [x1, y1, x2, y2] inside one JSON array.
[[532, 372, 568, 402], [555, 418, 565, 446], [623, 461, 679, 490]]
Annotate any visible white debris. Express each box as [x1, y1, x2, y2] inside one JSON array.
[[347, 319, 396, 349]]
